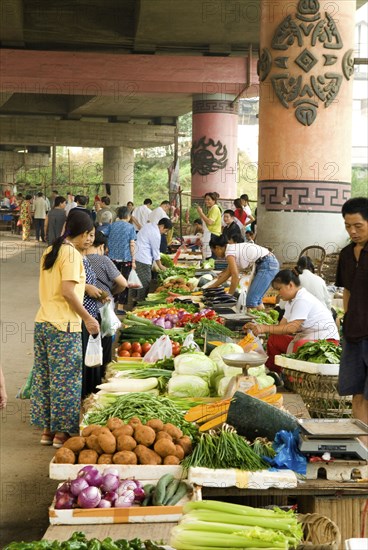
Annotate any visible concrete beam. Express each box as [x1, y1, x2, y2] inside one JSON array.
[[0, 93, 13, 108], [0, 49, 258, 97], [0, 0, 24, 45], [0, 116, 176, 148]]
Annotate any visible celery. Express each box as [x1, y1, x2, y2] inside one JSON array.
[[182, 510, 297, 533], [170, 528, 288, 549]]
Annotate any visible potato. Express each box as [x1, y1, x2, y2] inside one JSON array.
[[78, 449, 98, 464], [134, 425, 156, 447], [163, 455, 180, 465], [163, 423, 183, 440], [98, 453, 114, 464], [98, 432, 116, 454], [107, 417, 124, 431], [174, 444, 185, 461], [146, 419, 164, 432], [117, 435, 137, 452], [113, 425, 134, 438], [113, 451, 137, 465], [81, 424, 102, 437], [63, 436, 85, 453], [99, 427, 113, 436], [177, 436, 192, 456], [128, 417, 142, 428], [135, 445, 162, 465], [86, 434, 103, 454], [54, 447, 75, 464], [154, 438, 177, 458], [155, 431, 172, 442]]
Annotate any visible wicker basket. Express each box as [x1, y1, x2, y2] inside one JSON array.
[[296, 513, 341, 550], [283, 367, 352, 418]]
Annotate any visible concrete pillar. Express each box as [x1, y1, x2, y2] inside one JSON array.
[[257, 0, 355, 261], [0, 151, 49, 184], [103, 146, 134, 206], [191, 94, 238, 201]]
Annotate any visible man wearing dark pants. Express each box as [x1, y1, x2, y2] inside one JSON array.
[[336, 197, 368, 446], [133, 218, 172, 303]]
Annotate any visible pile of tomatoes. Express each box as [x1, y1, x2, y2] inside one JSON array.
[[117, 339, 182, 358]]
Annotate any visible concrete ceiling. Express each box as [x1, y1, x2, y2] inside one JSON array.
[[0, 0, 366, 149]]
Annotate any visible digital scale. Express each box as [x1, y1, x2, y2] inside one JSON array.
[[298, 419, 368, 461]]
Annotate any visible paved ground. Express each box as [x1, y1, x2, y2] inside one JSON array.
[[0, 234, 57, 545]]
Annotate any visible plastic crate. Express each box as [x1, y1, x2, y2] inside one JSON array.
[[282, 367, 352, 418]]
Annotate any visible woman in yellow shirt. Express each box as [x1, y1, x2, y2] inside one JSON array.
[[196, 192, 222, 259], [30, 210, 100, 448]]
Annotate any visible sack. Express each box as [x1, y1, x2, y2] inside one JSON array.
[[127, 269, 143, 289], [16, 368, 33, 399], [85, 333, 103, 367], [144, 335, 173, 363], [16, 219, 22, 227], [100, 301, 122, 337]]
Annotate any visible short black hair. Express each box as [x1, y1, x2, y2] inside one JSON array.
[[117, 206, 130, 219], [209, 234, 228, 249], [52, 189, 58, 194], [25, 194, 32, 200], [296, 256, 315, 274], [193, 218, 202, 225], [54, 196, 66, 207], [93, 230, 108, 248], [37, 192, 43, 197], [76, 195, 87, 206], [272, 269, 300, 288], [101, 196, 111, 206], [224, 209, 235, 217], [160, 200, 170, 207], [143, 198, 152, 205], [342, 197, 368, 221], [158, 217, 172, 229]]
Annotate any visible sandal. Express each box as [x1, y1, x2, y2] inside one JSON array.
[[53, 433, 70, 448], [40, 430, 55, 446]]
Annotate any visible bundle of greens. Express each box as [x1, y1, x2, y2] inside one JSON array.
[[248, 308, 279, 325], [289, 340, 341, 364], [157, 265, 196, 282]]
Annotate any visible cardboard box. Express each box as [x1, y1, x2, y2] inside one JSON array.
[[188, 467, 298, 489]]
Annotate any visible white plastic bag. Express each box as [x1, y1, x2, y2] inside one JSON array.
[[85, 333, 103, 367], [182, 332, 201, 352], [127, 269, 143, 289], [100, 301, 122, 337], [143, 334, 173, 363], [236, 289, 247, 314]]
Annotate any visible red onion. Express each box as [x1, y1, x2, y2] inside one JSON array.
[[100, 473, 119, 493], [133, 486, 145, 503], [155, 318, 166, 329], [164, 321, 172, 329], [55, 493, 76, 509], [55, 481, 71, 500], [115, 490, 135, 508], [117, 480, 137, 494], [77, 465, 102, 487], [103, 491, 118, 504], [77, 486, 101, 508], [98, 499, 112, 508], [70, 477, 90, 496]]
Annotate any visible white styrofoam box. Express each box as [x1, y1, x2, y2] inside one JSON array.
[[49, 459, 185, 481], [306, 460, 368, 481], [188, 467, 297, 489], [345, 539, 368, 550], [275, 355, 339, 376]]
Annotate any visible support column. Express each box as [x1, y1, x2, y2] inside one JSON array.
[[257, 0, 355, 261], [103, 146, 134, 206], [191, 94, 238, 201]]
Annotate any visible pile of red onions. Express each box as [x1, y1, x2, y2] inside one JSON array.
[[54, 466, 145, 510]]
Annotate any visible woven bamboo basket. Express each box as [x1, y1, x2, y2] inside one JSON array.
[[283, 367, 352, 418], [296, 513, 341, 550]]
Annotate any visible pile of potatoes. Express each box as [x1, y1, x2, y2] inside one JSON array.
[[54, 417, 193, 466]]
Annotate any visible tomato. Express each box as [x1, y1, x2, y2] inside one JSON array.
[[118, 349, 131, 357], [131, 352, 142, 357], [205, 310, 217, 319], [141, 342, 152, 354], [131, 342, 142, 354], [120, 341, 132, 351]]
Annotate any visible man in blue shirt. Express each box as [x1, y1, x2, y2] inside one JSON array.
[[133, 217, 172, 303]]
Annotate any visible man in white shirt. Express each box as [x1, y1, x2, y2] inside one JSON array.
[[131, 198, 152, 231], [148, 200, 170, 225], [32, 192, 48, 242], [133, 218, 172, 303], [65, 192, 77, 216]]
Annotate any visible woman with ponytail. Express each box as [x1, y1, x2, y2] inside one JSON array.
[[30, 210, 100, 448], [244, 269, 339, 373]]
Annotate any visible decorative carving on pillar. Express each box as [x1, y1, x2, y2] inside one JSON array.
[[192, 100, 238, 115], [191, 137, 228, 176], [259, 180, 351, 213], [260, 0, 353, 126]]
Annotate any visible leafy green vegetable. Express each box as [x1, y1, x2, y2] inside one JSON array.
[[201, 258, 215, 269], [289, 340, 341, 364], [248, 309, 279, 325], [157, 266, 196, 282], [159, 253, 174, 268]]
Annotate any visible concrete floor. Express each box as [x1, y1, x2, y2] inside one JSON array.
[[0, 234, 57, 545]]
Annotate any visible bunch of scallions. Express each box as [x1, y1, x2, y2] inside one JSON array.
[[170, 500, 303, 550]]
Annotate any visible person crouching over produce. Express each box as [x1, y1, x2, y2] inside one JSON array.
[[30, 210, 100, 448], [207, 234, 279, 307], [244, 269, 339, 373]]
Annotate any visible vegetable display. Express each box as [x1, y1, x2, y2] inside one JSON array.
[[54, 416, 194, 465], [288, 339, 341, 364], [181, 426, 269, 471], [4, 532, 166, 550], [82, 393, 199, 439], [170, 500, 303, 550], [248, 308, 279, 325], [143, 473, 189, 507]]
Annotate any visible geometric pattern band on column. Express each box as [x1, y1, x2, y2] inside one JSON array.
[[259, 179, 351, 212]]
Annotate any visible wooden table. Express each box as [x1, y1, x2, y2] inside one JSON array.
[[43, 522, 174, 542]]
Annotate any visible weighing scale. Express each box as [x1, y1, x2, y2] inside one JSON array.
[[298, 419, 368, 460], [222, 352, 269, 397]]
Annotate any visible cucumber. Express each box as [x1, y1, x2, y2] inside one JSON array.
[[162, 478, 180, 505], [152, 473, 175, 506], [165, 481, 188, 506], [126, 313, 158, 327], [142, 484, 155, 506]]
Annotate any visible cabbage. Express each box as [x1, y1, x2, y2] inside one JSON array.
[[209, 343, 244, 376], [167, 375, 210, 398], [174, 352, 217, 382], [247, 365, 274, 389], [217, 376, 233, 397]]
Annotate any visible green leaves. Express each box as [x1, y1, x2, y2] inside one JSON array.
[[291, 340, 341, 364]]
